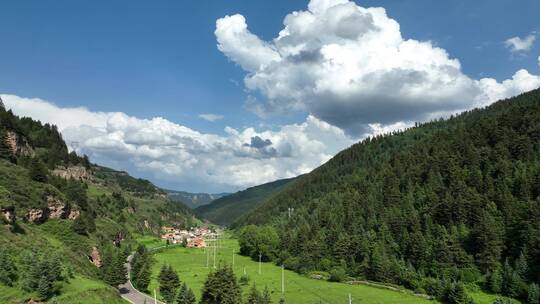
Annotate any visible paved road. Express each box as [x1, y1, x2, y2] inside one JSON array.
[[119, 253, 165, 304]]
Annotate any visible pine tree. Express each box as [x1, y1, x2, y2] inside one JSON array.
[[29, 157, 47, 182], [488, 266, 503, 294], [246, 284, 261, 304], [176, 282, 196, 304], [528, 283, 540, 304], [136, 262, 151, 292], [515, 251, 528, 279], [261, 286, 272, 304], [37, 275, 53, 300], [200, 265, 241, 304], [158, 265, 180, 304], [103, 249, 127, 286]]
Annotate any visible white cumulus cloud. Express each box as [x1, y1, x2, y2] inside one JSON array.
[[505, 34, 536, 53], [215, 0, 540, 136], [1, 94, 355, 191]]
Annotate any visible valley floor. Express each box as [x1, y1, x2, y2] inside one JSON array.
[[147, 237, 436, 304]]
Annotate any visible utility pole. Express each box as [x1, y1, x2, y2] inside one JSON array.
[[258, 253, 262, 275], [348, 293, 352, 304], [206, 241, 209, 268], [213, 236, 217, 268], [281, 264, 285, 295]]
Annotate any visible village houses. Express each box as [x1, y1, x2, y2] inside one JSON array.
[[161, 226, 213, 248]]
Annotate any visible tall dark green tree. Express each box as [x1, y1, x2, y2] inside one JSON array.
[[158, 265, 180, 303], [102, 249, 127, 286], [176, 282, 196, 304], [528, 283, 540, 304], [28, 157, 47, 182], [246, 284, 261, 304], [200, 265, 241, 304]]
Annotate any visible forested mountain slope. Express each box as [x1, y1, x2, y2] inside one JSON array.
[[238, 89, 540, 302], [195, 177, 295, 226], [0, 104, 195, 303]]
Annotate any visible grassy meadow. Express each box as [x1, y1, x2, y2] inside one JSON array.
[[147, 237, 437, 304]]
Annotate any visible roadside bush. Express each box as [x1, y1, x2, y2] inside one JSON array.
[[328, 266, 347, 282]]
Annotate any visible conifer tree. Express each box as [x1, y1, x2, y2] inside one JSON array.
[[37, 275, 53, 300], [246, 284, 261, 304], [29, 157, 47, 182], [200, 265, 241, 304], [528, 283, 540, 304], [488, 266, 503, 293], [0, 249, 17, 286], [136, 262, 151, 292], [158, 265, 180, 304], [176, 282, 196, 304], [261, 286, 272, 304]]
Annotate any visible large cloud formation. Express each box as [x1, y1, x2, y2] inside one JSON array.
[[216, 0, 540, 136], [2, 94, 354, 191]]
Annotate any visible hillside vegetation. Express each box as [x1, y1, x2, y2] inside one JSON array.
[[196, 177, 295, 226], [238, 89, 540, 303], [0, 105, 195, 303]]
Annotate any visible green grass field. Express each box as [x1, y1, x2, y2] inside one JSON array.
[[148, 238, 437, 304]]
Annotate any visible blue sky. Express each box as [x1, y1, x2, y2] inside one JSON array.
[[1, 0, 540, 192]]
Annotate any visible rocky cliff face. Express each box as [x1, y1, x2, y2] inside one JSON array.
[[5, 131, 33, 157], [51, 165, 90, 180], [26, 196, 80, 223]]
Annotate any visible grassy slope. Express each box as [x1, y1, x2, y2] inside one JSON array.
[[148, 237, 435, 304], [195, 178, 295, 227], [0, 220, 127, 304], [0, 276, 127, 304]]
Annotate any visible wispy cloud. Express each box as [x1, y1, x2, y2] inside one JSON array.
[[198, 113, 224, 122], [505, 34, 536, 53]]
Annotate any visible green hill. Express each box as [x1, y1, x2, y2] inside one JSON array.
[[0, 106, 196, 303], [195, 177, 295, 226], [237, 89, 540, 303]]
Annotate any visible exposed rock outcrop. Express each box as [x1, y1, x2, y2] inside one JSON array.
[[26, 196, 80, 223], [27, 208, 46, 223], [47, 196, 69, 219], [1, 206, 15, 224], [68, 209, 80, 220], [88, 247, 102, 267], [5, 131, 34, 157], [52, 165, 90, 180]]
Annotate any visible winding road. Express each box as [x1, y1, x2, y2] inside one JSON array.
[[119, 253, 165, 304]]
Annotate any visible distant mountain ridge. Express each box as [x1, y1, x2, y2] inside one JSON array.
[[195, 177, 296, 226], [165, 189, 230, 209]]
